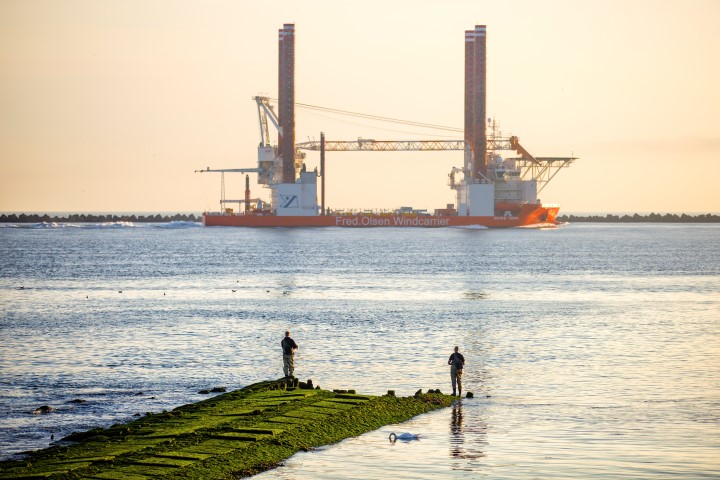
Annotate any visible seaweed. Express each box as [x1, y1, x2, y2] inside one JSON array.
[[0, 379, 454, 479]]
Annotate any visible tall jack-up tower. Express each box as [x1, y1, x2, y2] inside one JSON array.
[[465, 25, 487, 181], [464, 29, 475, 178], [472, 25, 487, 180], [458, 25, 493, 216], [273, 23, 318, 216], [278, 24, 296, 184]]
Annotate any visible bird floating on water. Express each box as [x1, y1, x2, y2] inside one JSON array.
[[388, 432, 419, 442]]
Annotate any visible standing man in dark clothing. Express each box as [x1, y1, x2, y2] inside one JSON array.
[[281, 331, 299, 378], [448, 346, 465, 396]]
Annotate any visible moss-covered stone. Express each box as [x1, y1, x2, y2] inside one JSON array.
[[0, 379, 454, 479]]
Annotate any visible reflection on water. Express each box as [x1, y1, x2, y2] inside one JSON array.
[[449, 401, 487, 468], [252, 404, 495, 480]]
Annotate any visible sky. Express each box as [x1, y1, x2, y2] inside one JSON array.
[[1, 0, 719, 214]]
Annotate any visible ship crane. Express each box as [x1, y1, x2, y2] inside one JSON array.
[[195, 168, 262, 214], [255, 96, 281, 148], [196, 95, 304, 214], [295, 136, 576, 194], [198, 96, 575, 214]]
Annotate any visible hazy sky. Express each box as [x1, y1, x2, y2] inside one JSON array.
[[1, 0, 719, 214]]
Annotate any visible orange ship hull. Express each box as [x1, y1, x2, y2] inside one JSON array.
[[203, 204, 559, 228]]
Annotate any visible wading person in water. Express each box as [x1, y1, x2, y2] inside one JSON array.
[[448, 346, 465, 396], [281, 331, 298, 378]]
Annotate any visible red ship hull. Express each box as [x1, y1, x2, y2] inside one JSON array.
[[203, 204, 559, 228]]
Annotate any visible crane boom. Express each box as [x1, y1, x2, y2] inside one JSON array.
[[295, 136, 539, 153], [254, 96, 281, 147], [296, 139, 465, 151], [195, 167, 262, 173], [294, 136, 575, 194]]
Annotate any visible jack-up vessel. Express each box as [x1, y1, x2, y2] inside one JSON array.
[[199, 24, 575, 228]]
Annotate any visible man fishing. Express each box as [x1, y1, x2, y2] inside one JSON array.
[[448, 346, 465, 396], [281, 331, 299, 378]]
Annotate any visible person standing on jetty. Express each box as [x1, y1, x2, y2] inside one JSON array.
[[281, 331, 299, 378], [448, 346, 465, 396]]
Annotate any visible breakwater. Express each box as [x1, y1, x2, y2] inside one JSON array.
[[0, 213, 199, 223], [0, 380, 456, 479], [557, 212, 719, 223]]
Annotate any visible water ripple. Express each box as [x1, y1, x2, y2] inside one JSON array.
[[1, 224, 719, 479]]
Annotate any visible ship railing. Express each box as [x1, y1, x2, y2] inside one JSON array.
[[328, 209, 437, 217]]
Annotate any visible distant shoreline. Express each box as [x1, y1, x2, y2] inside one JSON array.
[[1, 212, 719, 223]]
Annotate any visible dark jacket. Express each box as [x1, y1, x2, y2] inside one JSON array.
[[448, 352, 465, 370], [281, 337, 298, 355]]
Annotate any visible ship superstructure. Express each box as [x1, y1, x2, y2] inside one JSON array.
[[198, 24, 575, 227]]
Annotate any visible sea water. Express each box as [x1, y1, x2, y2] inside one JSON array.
[[0, 222, 718, 478]]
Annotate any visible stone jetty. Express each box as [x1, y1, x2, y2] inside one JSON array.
[[0, 379, 456, 479]]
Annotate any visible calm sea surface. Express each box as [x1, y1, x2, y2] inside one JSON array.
[[0, 222, 718, 478]]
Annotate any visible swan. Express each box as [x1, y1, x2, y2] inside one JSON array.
[[388, 432, 419, 442]]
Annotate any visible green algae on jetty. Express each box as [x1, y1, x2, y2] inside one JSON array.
[[0, 380, 455, 479]]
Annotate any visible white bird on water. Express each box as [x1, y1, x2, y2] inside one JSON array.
[[388, 432, 419, 442]]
